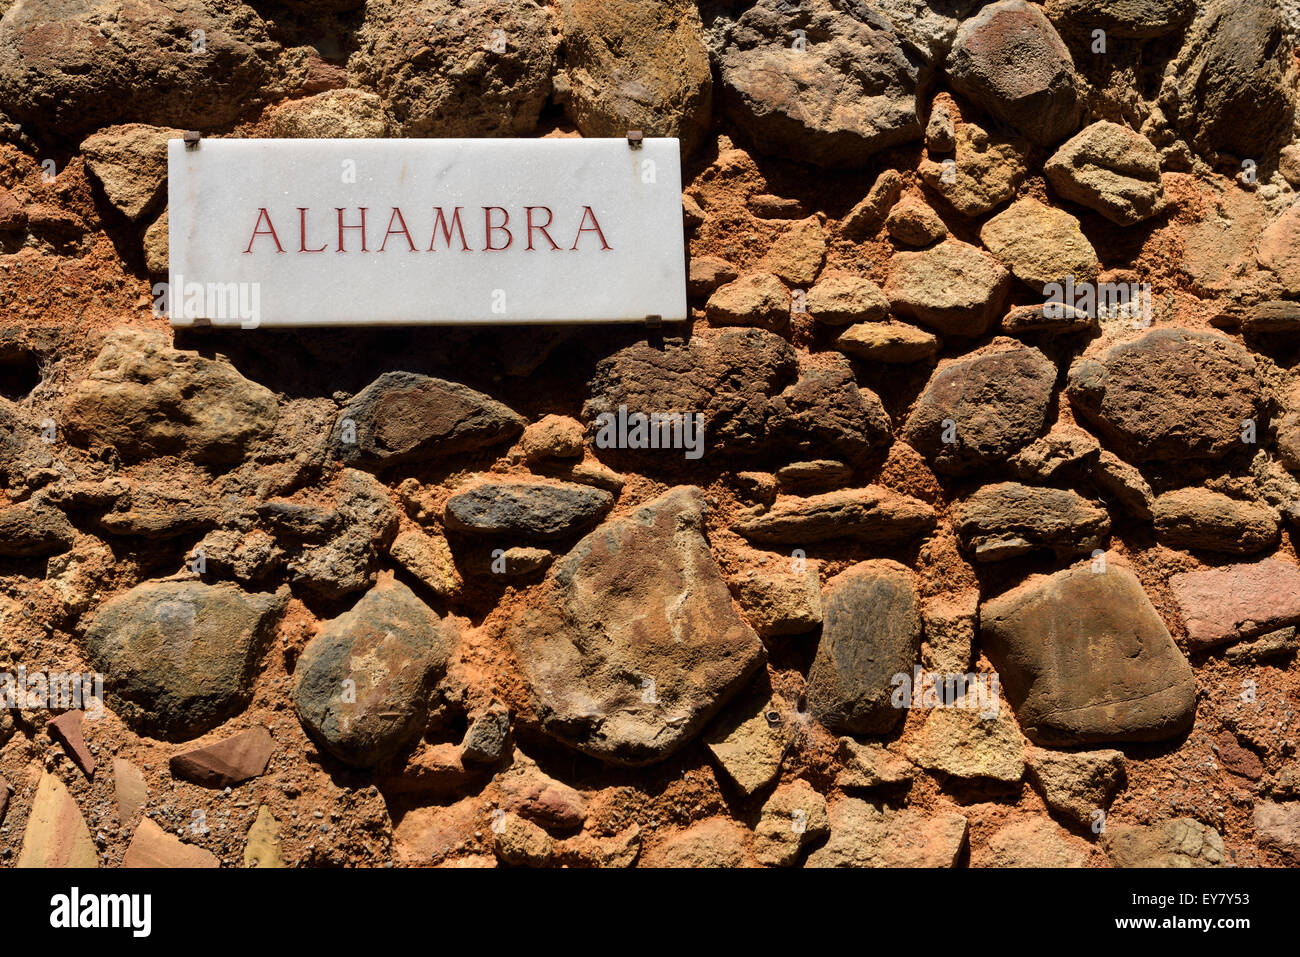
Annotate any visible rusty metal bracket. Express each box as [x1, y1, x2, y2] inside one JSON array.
[[627, 130, 644, 149], [183, 130, 201, 150]]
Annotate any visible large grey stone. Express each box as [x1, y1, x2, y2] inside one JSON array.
[[506, 487, 764, 766], [84, 581, 287, 740], [444, 480, 612, 542], [293, 577, 458, 768], [980, 564, 1196, 745]]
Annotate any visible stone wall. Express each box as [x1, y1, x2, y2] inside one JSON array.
[[0, 0, 1299, 868]]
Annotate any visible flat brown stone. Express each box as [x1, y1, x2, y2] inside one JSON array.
[[48, 710, 95, 779], [123, 818, 219, 868], [170, 727, 275, 789]]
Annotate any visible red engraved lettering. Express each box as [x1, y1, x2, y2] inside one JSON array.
[[525, 206, 559, 251], [429, 207, 469, 251], [483, 206, 513, 251], [378, 207, 416, 252], [298, 208, 326, 253], [336, 207, 368, 252], [571, 206, 611, 251], [245, 208, 285, 254]]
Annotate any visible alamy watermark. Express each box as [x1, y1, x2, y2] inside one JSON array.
[[0, 666, 104, 720], [593, 404, 704, 460], [1042, 277, 1153, 327], [153, 275, 262, 329], [891, 667, 1001, 719]]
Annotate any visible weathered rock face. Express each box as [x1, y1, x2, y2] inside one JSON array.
[[1168, 559, 1300, 651], [1026, 748, 1126, 828], [1254, 801, 1300, 863], [980, 565, 1196, 745], [1152, 489, 1279, 555], [703, 691, 790, 796], [946, 0, 1084, 146], [64, 329, 277, 465], [909, 690, 1026, 784], [444, 480, 612, 541], [754, 779, 828, 867], [0, 500, 75, 557], [918, 109, 1029, 217], [16, 772, 98, 868], [642, 817, 751, 867], [884, 240, 1011, 337], [1044, 122, 1165, 226], [712, 0, 927, 167], [338, 372, 524, 468], [558, 0, 712, 154], [584, 329, 890, 467], [807, 561, 920, 736], [348, 0, 556, 138], [979, 197, 1099, 290], [0, 0, 1294, 871], [506, 487, 764, 766], [1044, 0, 1194, 38], [0, 0, 281, 138], [807, 272, 889, 327], [80, 124, 179, 222], [84, 581, 287, 740], [902, 340, 1056, 476], [835, 320, 940, 363], [1258, 201, 1300, 296], [1066, 330, 1262, 464], [954, 482, 1110, 562], [733, 487, 936, 546], [972, 817, 1091, 867], [705, 273, 791, 329], [264, 89, 392, 138], [1158, 0, 1296, 158], [1103, 818, 1225, 868], [293, 577, 458, 768], [806, 799, 968, 867]]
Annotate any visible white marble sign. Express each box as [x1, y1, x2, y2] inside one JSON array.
[[167, 137, 687, 327]]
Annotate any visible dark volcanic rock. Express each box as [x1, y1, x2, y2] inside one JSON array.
[[338, 372, 525, 468], [444, 481, 613, 541], [902, 340, 1056, 476], [807, 560, 921, 736], [293, 577, 458, 768], [584, 329, 890, 467], [712, 0, 928, 168], [946, 0, 1085, 146], [84, 581, 287, 741]]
